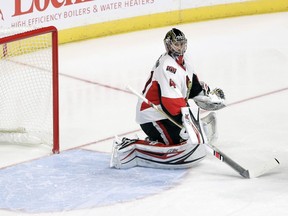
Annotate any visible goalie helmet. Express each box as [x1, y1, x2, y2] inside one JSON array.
[[164, 28, 187, 56]]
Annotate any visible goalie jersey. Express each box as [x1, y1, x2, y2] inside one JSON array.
[[136, 52, 203, 124]]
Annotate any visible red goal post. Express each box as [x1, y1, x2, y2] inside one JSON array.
[[0, 26, 59, 153]]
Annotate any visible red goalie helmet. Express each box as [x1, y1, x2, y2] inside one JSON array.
[[164, 28, 187, 56]]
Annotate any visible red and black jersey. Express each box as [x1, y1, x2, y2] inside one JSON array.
[[136, 52, 202, 124]]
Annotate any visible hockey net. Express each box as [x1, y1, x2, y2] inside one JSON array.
[[0, 26, 59, 153]]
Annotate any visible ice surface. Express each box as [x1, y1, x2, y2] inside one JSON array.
[[0, 12, 288, 216], [0, 149, 187, 213]]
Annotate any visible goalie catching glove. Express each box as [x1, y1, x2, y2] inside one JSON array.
[[193, 82, 226, 111]]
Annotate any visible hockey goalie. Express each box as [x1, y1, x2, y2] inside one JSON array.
[[110, 28, 225, 169]]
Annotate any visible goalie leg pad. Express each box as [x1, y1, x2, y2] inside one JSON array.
[[110, 137, 138, 169], [110, 137, 206, 169], [201, 112, 218, 143], [181, 107, 206, 144], [181, 107, 218, 145]]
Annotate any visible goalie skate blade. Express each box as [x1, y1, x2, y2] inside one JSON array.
[[247, 158, 280, 178]]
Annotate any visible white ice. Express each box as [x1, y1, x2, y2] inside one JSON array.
[[0, 12, 288, 216]]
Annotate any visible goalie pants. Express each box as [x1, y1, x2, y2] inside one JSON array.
[[140, 119, 182, 145]]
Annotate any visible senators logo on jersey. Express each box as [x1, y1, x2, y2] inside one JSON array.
[[169, 79, 176, 88], [166, 66, 177, 74]]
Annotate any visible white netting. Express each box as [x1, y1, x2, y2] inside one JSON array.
[[0, 27, 55, 146]]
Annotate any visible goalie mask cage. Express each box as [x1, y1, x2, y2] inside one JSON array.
[[0, 26, 59, 153]]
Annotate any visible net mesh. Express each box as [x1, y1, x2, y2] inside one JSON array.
[[0, 27, 54, 146]]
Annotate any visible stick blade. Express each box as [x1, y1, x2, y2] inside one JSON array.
[[247, 158, 280, 178]]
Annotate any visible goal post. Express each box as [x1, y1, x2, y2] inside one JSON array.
[[0, 26, 59, 154]]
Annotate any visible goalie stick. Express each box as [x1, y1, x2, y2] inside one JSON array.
[[127, 85, 280, 178]]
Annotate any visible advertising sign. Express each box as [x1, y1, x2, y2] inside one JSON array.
[[0, 0, 249, 30]]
